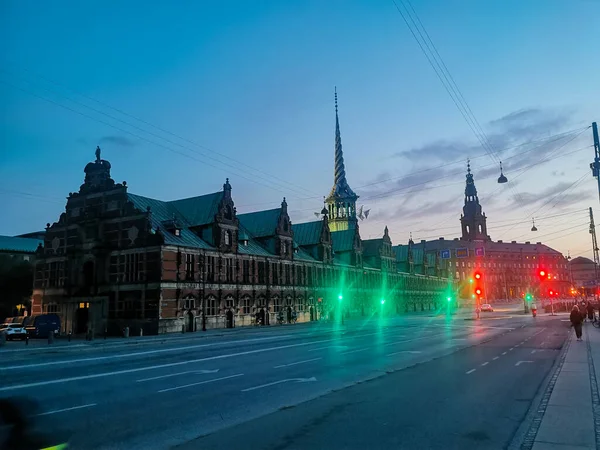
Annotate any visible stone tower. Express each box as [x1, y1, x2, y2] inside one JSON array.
[[460, 161, 490, 242]]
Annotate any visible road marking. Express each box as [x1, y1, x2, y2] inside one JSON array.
[[37, 403, 97, 416], [466, 369, 476, 374], [509, 348, 514, 351], [341, 348, 369, 355], [387, 350, 422, 356], [515, 361, 534, 367], [136, 369, 219, 382], [492, 356, 499, 360], [481, 362, 489, 366], [158, 373, 244, 393], [274, 358, 322, 369], [0, 329, 400, 391], [241, 377, 317, 392], [0, 335, 294, 371], [502, 352, 507, 355], [308, 345, 348, 352]]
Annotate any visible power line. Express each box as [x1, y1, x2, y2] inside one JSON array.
[[1, 66, 322, 198]]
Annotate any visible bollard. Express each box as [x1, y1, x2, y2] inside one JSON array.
[[123, 326, 129, 338], [0, 332, 6, 346], [68, 331, 72, 342], [140, 328, 143, 337], [25, 335, 29, 345], [48, 332, 55, 345]]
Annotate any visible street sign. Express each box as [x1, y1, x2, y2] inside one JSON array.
[[440, 249, 451, 259], [474, 247, 485, 257], [456, 248, 468, 258]]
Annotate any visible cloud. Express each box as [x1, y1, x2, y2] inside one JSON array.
[[507, 181, 593, 209], [98, 135, 137, 147], [551, 170, 566, 177], [361, 106, 577, 202]]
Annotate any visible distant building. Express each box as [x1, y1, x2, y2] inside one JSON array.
[[408, 162, 570, 301], [31, 94, 452, 336], [0, 235, 43, 262], [568, 256, 598, 293]]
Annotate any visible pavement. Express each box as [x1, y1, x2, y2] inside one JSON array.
[[0, 304, 588, 450]]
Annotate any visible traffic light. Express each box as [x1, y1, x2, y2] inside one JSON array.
[[338, 294, 343, 302], [525, 293, 532, 301], [475, 287, 483, 296], [380, 298, 385, 305], [538, 269, 547, 280], [447, 296, 452, 302], [549, 289, 554, 296], [474, 272, 482, 280]]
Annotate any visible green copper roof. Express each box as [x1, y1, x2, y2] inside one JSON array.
[[0, 235, 42, 254], [426, 253, 436, 266], [412, 248, 424, 265], [292, 221, 322, 246], [237, 208, 281, 239], [394, 245, 409, 262], [362, 238, 382, 257], [169, 192, 223, 227], [331, 229, 355, 252], [127, 193, 214, 250], [294, 245, 317, 262]]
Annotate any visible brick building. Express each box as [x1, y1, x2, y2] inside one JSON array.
[[410, 162, 570, 302], [31, 100, 452, 336]]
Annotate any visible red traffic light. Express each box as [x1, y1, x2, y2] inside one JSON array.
[[538, 269, 546, 278], [474, 272, 482, 280], [549, 290, 554, 296], [475, 288, 482, 296]]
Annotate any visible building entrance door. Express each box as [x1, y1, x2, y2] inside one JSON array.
[[74, 306, 89, 334], [186, 311, 195, 332]]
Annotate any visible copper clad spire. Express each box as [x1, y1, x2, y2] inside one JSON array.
[[328, 87, 357, 200]]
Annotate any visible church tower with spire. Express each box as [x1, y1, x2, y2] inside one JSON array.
[[325, 88, 359, 232], [460, 161, 490, 241]]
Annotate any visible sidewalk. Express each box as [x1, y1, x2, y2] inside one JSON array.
[[525, 321, 600, 449]]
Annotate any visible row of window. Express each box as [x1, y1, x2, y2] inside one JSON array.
[[455, 261, 568, 270]]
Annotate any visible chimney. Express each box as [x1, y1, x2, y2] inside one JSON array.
[[511, 241, 516, 244], [536, 242, 542, 245], [439, 237, 444, 240], [498, 240, 503, 243], [525, 241, 530, 244], [421, 240, 426, 244]]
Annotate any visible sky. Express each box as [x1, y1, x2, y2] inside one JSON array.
[[1, 0, 599, 260]]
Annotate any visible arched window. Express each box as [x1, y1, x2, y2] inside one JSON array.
[[478, 224, 483, 233], [224, 230, 231, 246], [224, 205, 233, 220], [283, 219, 289, 232]]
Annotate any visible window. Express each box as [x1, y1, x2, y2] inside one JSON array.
[[284, 265, 291, 285], [46, 303, 59, 313], [272, 296, 282, 312], [225, 258, 234, 282], [258, 261, 266, 284], [272, 263, 279, 285], [123, 253, 143, 283], [224, 230, 231, 246], [242, 260, 250, 283], [240, 296, 252, 314], [185, 254, 195, 281], [206, 256, 216, 282], [206, 296, 217, 316], [224, 295, 235, 310], [183, 295, 195, 310]]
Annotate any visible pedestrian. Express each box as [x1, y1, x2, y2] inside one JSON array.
[[570, 305, 583, 341], [587, 302, 595, 322]]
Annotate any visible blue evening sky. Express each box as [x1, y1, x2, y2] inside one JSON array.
[[1, 0, 599, 259]]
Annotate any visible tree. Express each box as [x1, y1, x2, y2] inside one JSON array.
[[0, 255, 34, 319]]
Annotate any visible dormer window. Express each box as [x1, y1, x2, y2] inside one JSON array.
[[224, 230, 232, 246], [174, 229, 181, 237], [243, 240, 249, 246]]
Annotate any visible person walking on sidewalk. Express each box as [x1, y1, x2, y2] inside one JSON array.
[[570, 305, 583, 341]]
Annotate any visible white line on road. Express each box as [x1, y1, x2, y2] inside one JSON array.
[[502, 352, 507, 355], [515, 361, 534, 367], [481, 362, 489, 366], [308, 345, 348, 352], [274, 358, 322, 369], [241, 377, 317, 392], [37, 403, 97, 416], [0, 329, 404, 391], [492, 356, 499, 360], [466, 369, 476, 374], [386, 350, 422, 356], [341, 348, 368, 355], [509, 348, 514, 351], [158, 373, 244, 393], [136, 369, 219, 382], [0, 335, 294, 371]]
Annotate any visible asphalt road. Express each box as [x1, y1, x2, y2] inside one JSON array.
[[0, 307, 569, 450]]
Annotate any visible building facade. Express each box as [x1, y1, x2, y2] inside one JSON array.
[[31, 98, 452, 336], [568, 256, 598, 295], [411, 163, 570, 302]]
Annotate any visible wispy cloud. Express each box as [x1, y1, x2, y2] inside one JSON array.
[[98, 135, 137, 147], [507, 181, 593, 209]]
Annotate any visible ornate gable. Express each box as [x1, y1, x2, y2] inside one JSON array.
[[213, 178, 239, 253]]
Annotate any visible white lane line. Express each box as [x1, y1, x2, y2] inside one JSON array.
[[1, 335, 293, 371], [136, 369, 219, 382], [274, 358, 322, 369], [0, 329, 400, 392], [531, 350, 536, 354], [492, 356, 499, 360], [515, 361, 533, 367], [502, 351, 507, 355], [387, 350, 422, 356], [509, 348, 514, 351], [481, 362, 489, 366], [452, 338, 467, 341], [308, 345, 348, 352], [341, 348, 368, 355], [158, 373, 244, 393], [466, 369, 476, 374], [37, 403, 97, 416], [242, 377, 317, 392]]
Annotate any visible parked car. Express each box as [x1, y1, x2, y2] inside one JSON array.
[[24, 314, 60, 338], [480, 304, 494, 312], [0, 323, 28, 340]]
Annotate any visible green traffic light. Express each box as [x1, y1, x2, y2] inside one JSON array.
[[380, 299, 385, 305], [338, 294, 343, 301], [447, 297, 452, 302], [469, 279, 473, 283]]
